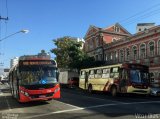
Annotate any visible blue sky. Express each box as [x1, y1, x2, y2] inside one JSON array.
[[0, 0, 160, 68]]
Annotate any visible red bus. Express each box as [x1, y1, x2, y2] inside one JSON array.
[[9, 55, 60, 103]]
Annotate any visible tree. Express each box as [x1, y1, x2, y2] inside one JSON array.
[[51, 36, 81, 68], [51, 36, 104, 71]]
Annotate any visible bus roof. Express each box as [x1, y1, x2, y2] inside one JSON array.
[[80, 64, 122, 71], [80, 63, 148, 71]]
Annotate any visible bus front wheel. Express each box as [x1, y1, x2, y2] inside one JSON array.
[[110, 86, 117, 97]]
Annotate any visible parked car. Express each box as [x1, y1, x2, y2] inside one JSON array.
[[68, 77, 79, 88]]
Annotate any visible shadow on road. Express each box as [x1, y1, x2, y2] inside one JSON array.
[[54, 88, 160, 118]]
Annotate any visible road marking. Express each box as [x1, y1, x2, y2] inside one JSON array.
[[54, 100, 81, 108], [24, 100, 160, 119]]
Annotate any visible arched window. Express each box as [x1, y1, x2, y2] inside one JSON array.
[[119, 49, 124, 62], [125, 48, 130, 61], [132, 46, 138, 60], [140, 43, 146, 59], [113, 50, 118, 62], [148, 41, 155, 57], [110, 52, 113, 60], [158, 40, 160, 55], [104, 54, 107, 61], [108, 52, 111, 61]]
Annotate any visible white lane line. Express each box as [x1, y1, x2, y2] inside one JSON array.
[[54, 100, 80, 108], [24, 100, 160, 119]]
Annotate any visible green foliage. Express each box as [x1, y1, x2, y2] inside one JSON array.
[[51, 36, 104, 71]]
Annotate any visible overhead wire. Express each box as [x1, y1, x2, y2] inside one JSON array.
[[119, 3, 160, 26], [123, 8, 160, 25]]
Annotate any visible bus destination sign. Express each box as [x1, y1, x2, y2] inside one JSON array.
[[21, 60, 55, 66]]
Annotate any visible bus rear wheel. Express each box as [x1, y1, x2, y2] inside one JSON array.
[[111, 86, 117, 97]]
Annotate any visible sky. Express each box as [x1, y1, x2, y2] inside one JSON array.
[[0, 0, 160, 68]]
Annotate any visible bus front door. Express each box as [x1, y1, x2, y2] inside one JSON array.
[[85, 72, 89, 90]]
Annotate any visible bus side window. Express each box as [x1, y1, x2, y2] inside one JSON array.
[[89, 70, 94, 79], [102, 69, 110, 78], [80, 71, 85, 79], [150, 72, 154, 82], [110, 67, 119, 78], [95, 69, 102, 78]]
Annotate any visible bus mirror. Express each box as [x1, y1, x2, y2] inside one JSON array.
[[56, 71, 59, 81]]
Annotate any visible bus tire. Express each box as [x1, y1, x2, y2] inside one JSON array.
[[110, 86, 117, 97], [88, 85, 92, 93]]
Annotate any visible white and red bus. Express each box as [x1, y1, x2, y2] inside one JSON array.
[[9, 55, 60, 102], [79, 63, 150, 96]]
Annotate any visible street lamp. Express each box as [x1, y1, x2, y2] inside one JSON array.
[[0, 29, 29, 42]]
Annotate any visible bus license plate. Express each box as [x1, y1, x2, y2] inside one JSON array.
[[39, 95, 46, 98]]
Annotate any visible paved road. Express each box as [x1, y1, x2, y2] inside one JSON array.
[[0, 83, 160, 119]]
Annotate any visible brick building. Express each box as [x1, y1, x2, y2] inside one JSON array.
[[83, 23, 131, 61], [84, 23, 160, 83]]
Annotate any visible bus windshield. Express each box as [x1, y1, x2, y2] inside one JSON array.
[[19, 66, 57, 85], [130, 69, 149, 84]]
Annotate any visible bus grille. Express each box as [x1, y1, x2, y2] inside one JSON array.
[[23, 84, 57, 90], [30, 92, 54, 99]]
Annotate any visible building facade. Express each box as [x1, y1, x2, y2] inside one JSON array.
[[84, 23, 160, 84], [84, 23, 131, 61]]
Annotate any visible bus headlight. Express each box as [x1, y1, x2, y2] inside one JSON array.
[[54, 87, 60, 93], [20, 90, 24, 94], [24, 92, 29, 97]]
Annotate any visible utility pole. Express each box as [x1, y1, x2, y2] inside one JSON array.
[[0, 16, 8, 67]]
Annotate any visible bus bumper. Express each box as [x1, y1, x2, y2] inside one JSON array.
[[127, 86, 150, 95], [19, 88, 60, 103]]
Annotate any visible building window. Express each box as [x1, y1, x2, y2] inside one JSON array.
[[140, 43, 146, 59], [113, 50, 118, 62], [158, 40, 160, 55], [105, 54, 108, 61], [96, 37, 99, 47], [110, 52, 113, 60], [119, 49, 124, 62], [139, 28, 141, 31], [99, 54, 102, 61], [132, 46, 138, 60], [96, 55, 98, 61], [114, 26, 120, 32], [148, 41, 155, 57], [125, 48, 130, 61]]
